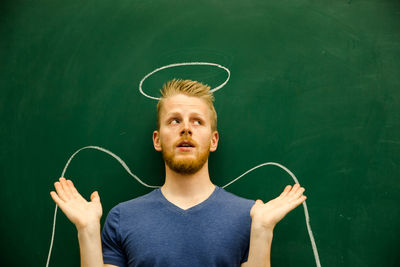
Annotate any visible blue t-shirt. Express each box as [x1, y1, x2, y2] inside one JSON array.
[[101, 186, 254, 267]]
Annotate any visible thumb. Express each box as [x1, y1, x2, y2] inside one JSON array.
[[250, 199, 264, 217], [90, 191, 100, 202], [255, 199, 264, 205]]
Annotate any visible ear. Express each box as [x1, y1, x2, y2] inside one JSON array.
[[153, 130, 162, 151], [209, 131, 219, 152]]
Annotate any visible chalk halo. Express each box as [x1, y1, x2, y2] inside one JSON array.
[[139, 62, 231, 100]]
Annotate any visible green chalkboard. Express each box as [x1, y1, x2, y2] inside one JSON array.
[[1, 0, 399, 266]]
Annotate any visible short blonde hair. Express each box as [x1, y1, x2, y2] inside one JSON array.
[[157, 79, 217, 131]]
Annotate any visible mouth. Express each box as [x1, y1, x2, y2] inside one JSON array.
[[177, 140, 195, 148], [176, 140, 195, 151]]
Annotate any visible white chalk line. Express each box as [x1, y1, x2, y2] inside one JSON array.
[[139, 62, 231, 100], [222, 162, 321, 267], [46, 146, 321, 267]]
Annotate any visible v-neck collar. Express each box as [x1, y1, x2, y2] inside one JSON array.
[[156, 186, 220, 214]]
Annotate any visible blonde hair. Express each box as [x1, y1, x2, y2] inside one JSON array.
[[156, 79, 217, 131]]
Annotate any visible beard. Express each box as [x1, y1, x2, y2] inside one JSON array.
[[161, 141, 210, 175]]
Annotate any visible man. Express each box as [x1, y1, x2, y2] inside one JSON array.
[[50, 79, 306, 267]]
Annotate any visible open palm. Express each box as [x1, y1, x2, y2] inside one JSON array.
[[250, 184, 306, 230], [50, 177, 103, 230]]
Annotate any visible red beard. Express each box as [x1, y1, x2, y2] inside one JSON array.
[[161, 138, 210, 175]]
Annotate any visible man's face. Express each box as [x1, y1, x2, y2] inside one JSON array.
[[153, 94, 218, 175]]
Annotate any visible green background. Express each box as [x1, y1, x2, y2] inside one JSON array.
[[1, 0, 399, 266]]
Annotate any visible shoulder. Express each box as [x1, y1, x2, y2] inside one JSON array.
[[211, 187, 255, 218], [107, 189, 161, 218], [208, 187, 254, 230], [216, 187, 255, 207]]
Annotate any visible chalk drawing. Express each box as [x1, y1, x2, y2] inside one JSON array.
[[139, 62, 230, 100], [47, 63, 321, 267], [222, 162, 321, 267], [47, 146, 321, 267]]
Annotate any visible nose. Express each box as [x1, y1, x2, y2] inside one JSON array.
[[180, 121, 192, 136]]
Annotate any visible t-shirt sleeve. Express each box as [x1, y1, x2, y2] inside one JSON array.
[[101, 205, 127, 267], [240, 199, 254, 264], [241, 245, 250, 263]]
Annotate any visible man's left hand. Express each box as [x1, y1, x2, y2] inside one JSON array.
[[250, 184, 307, 231]]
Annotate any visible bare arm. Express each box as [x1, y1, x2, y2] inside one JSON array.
[[50, 177, 118, 267], [241, 184, 307, 267]]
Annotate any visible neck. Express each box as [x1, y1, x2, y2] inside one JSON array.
[[161, 161, 215, 206]]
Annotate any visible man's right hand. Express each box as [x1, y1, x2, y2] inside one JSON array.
[[50, 177, 103, 231]]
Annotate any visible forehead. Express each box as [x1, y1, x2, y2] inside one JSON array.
[[160, 94, 209, 117]]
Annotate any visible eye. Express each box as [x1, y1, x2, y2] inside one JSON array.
[[170, 119, 180, 125], [193, 119, 202, 125]]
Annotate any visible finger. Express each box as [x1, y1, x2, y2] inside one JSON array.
[[67, 179, 81, 198], [59, 177, 73, 199], [54, 181, 68, 201], [295, 187, 306, 198], [90, 191, 100, 203], [291, 183, 301, 191], [286, 184, 301, 197], [250, 199, 264, 217], [279, 185, 292, 198], [292, 195, 307, 208], [289, 186, 305, 200], [50, 191, 65, 207], [251, 199, 264, 210]]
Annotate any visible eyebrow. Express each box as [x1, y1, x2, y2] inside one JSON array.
[[165, 111, 205, 119]]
